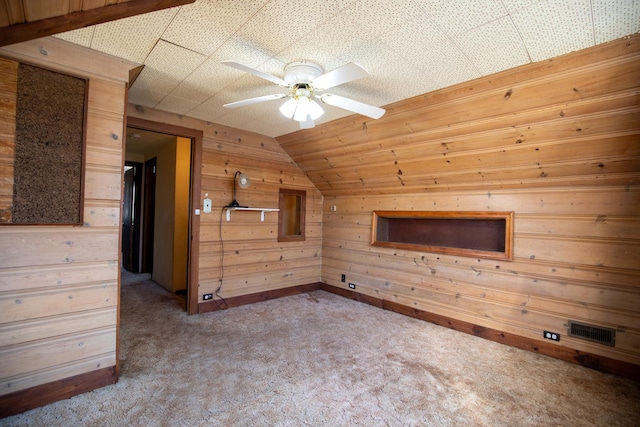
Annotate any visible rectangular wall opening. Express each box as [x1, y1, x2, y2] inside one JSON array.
[[372, 211, 514, 261]]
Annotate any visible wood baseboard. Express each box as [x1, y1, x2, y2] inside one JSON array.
[[0, 366, 116, 419], [198, 282, 322, 314], [321, 283, 640, 382]]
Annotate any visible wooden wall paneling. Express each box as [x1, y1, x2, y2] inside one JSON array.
[[283, 35, 640, 372], [0, 308, 116, 346], [22, 0, 70, 21], [0, 262, 118, 292], [1, 283, 117, 323], [0, 36, 132, 409], [127, 106, 324, 308]]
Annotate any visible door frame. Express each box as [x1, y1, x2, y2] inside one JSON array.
[[126, 116, 202, 315]]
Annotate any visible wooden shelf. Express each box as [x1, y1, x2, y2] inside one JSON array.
[[225, 207, 279, 222]]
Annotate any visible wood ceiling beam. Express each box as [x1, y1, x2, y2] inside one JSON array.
[[0, 0, 195, 47]]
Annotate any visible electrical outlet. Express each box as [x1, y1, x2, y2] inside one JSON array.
[[330, 205, 337, 212], [543, 331, 560, 341], [203, 293, 213, 301], [341, 274, 346, 282], [348, 283, 356, 289]]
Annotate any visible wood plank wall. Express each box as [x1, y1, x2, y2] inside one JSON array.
[[0, 37, 133, 398], [277, 35, 640, 367], [126, 107, 323, 308]]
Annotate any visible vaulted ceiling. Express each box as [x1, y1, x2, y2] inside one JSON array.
[[1, 0, 639, 138]]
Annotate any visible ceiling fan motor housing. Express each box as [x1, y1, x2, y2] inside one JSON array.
[[284, 62, 324, 85]]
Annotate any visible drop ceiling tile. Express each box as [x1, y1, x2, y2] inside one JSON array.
[[337, 41, 438, 105], [155, 95, 203, 116], [213, 36, 281, 75], [88, 8, 180, 63], [414, 0, 508, 36], [145, 40, 207, 81], [133, 67, 181, 95], [249, 116, 302, 138], [382, 11, 481, 89], [592, 0, 640, 43], [453, 16, 530, 75], [161, 0, 269, 56], [511, 0, 594, 61], [285, 0, 421, 59], [188, 96, 228, 123], [128, 86, 167, 108], [234, 0, 354, 56], [55, 27, 94, 47], [500, 0, 541, 13], [170, 58, 238, 102]]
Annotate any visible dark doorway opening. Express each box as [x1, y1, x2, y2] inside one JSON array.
[[142, 157, 157, 274], [122, 161, 142, 272]]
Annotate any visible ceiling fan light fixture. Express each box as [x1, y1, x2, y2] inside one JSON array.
[[279, 98, 297, 118], [307, 99, 324, 120], [293, 96, 311, 122]]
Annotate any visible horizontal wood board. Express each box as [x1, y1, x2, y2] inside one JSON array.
[[0, 38, 131, 402], [277, 35, 640, 367], [126, 106, 324, 304]]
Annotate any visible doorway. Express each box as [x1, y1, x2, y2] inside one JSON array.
[[123, 117, 202, 315], [122, 161, 142, 272]]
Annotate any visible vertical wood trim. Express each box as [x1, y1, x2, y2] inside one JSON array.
[[115, 84, 130, 380]]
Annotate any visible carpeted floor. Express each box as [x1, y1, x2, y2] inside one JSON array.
[[3, 273, 640, 426]]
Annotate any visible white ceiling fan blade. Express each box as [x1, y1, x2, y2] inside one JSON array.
[[320, 94, 385, 119], [223, 94, 287, 109], [312, 62, 370, 90], [222, 61, 288, 86]]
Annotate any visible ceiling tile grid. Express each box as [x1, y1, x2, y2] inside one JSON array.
[[380, 11, 482, 89], [452, 16, 531, 76], [80, 8, 180, 63], [52, 0, 640, 137], [160, 0, 269, 56], [145, 39, 207, 81], [510, 0, 595, 62], [128, 86, 169, 108], [233, 0, 356, 57], [155, 94, 204, 116], [55, 26, 94, 46], [592, 0, 640, 43]]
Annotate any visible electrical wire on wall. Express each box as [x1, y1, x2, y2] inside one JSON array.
[[213, 206, 229, 310]]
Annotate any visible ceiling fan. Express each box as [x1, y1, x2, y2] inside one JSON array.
[[222, 60, 386, 129]]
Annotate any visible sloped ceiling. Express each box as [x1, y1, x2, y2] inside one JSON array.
[[5, 0, 640, 138]]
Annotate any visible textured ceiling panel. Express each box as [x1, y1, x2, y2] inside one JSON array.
[[414, 0, 508, 36], [234, 0, 353, 57], [84, 8, 180, 63], [511, 0, 594, 62], [382, 11, 481, 89], [55, 26, 94, 46], [52, 0, 640, 137], [592, 0, 640, 43], [145, 40, 207, 81], [128, 86, 168, 108], [161, 0, 268, 56], [155, 94, 203, 115], [453, 16, 531, 76]]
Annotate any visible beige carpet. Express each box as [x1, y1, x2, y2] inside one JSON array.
[[3, 274, 639, 426]]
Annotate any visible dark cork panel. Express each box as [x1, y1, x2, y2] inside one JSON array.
[[12, 63, 86, 224]]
